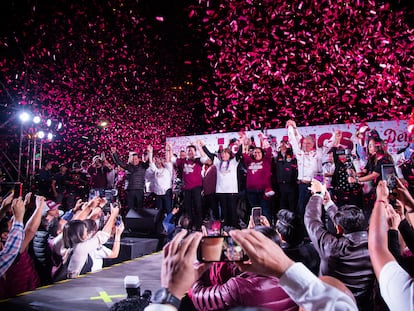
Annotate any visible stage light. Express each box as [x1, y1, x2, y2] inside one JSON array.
[[57, 122, 62, 130], [47, 133, 53, 140], [19, 112, 30, 123], [33, 116, 41, 124], [47, 119, 52, 127], [38, 131, 45, 139]]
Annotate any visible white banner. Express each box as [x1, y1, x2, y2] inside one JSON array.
[[167, 120, 411, 156]]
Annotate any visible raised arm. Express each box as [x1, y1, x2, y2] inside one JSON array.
[[0, 197, 25, 278], [258, 132, 271, 150], [73, 196, 100, 220], [101, 203, 119, 236], [286, 120, 301, 155], [105, 220, 124, 259], [166, 142, 173, 163], [368, 181, 414, 310], [304, 180, 340, 256], [21, 195, 45, 253], [0, 191, 14, 221], [230, 229, 358, 311], [147, 145, 154, 164], [111, 147, 128, 170], [368, 181, 396, 277], [198, 140, 215, 161]]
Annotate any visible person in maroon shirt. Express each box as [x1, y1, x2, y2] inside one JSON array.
[[241, 133, 273, 221], [87, 155, 113, 200], [174, 142, 207, 230]]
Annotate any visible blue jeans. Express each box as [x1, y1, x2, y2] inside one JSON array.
[[297, 183, 311, 219], [154, 189, 173, 223], [245, 189, 270, 221]]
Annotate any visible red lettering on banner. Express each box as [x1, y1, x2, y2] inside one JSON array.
[[383, 129, 396, 143], [397, 132, 408, 143], [340, 132, 354, 150], [317, 133, 332, 148]]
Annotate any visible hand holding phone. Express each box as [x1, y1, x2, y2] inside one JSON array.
[[197, 236, 248, 263], [251, 207, 262, 227], [381, 164, 397, 192], [11, 183, 23, 199], [115, 215, 122, 227]]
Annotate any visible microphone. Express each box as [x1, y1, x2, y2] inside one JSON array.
[[397, 143, 410, 154]]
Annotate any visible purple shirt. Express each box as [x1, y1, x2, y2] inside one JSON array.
[[243, 147, 272, 191], [88, 166, 110, 189], [176, 158, 204, 190]]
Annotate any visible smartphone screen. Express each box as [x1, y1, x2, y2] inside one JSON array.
[[251, 207, 261, 226], [197, 236, 248, 262], [381, 164, 397, 192], [206, 220, 222, 236], [115, 215, 122, 227], [12, 183, 22, 198]]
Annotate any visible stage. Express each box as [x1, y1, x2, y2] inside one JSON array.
[[0, 252, 163, 311]]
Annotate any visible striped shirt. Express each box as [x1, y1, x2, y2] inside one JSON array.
[[0, 221, 24, 278]]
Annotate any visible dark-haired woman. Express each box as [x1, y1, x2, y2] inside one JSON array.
[[200, 141, 242, 227], [62, 205, 119, 279], [349, 137, 394, 219], [241, 134, 273, 222]]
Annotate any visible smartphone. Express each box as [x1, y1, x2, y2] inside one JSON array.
[[197, 236, 249, 263], [251, 207, 262, 226], [381, 164, 397, 192], [12, 183, 22, 199], [115, 215, 122, 227]]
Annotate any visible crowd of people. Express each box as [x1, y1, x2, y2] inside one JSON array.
[[145, 170, 414, 311], [1, 0, 413, 171], [1, 119, 414, 311]]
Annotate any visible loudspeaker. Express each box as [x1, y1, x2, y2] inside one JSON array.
[[103, 237, 159, 266], [124, 208, 159, 232]]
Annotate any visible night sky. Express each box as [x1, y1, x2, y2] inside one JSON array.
[[0, 0, 413, 179]]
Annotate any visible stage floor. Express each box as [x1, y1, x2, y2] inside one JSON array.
[[0, 252, 163, 311]]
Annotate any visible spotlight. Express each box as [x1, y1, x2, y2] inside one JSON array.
[[57, 122, 62, 130], [47, 133, 53, 140], [19, 112, 30, 123], [47, 119, 52, 127], [38, 131, 45, 139], [33, 116, 41, 124]]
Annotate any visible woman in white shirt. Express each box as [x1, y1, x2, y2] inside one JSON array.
[[200, 141, 242, 227], [83, 218, 124, 272], [63, 205, 119, 278], [147, 144, 174, 225]]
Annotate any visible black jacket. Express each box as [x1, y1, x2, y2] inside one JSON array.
[[304, 195, 375, 308], [112, 153, 149, 190]]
